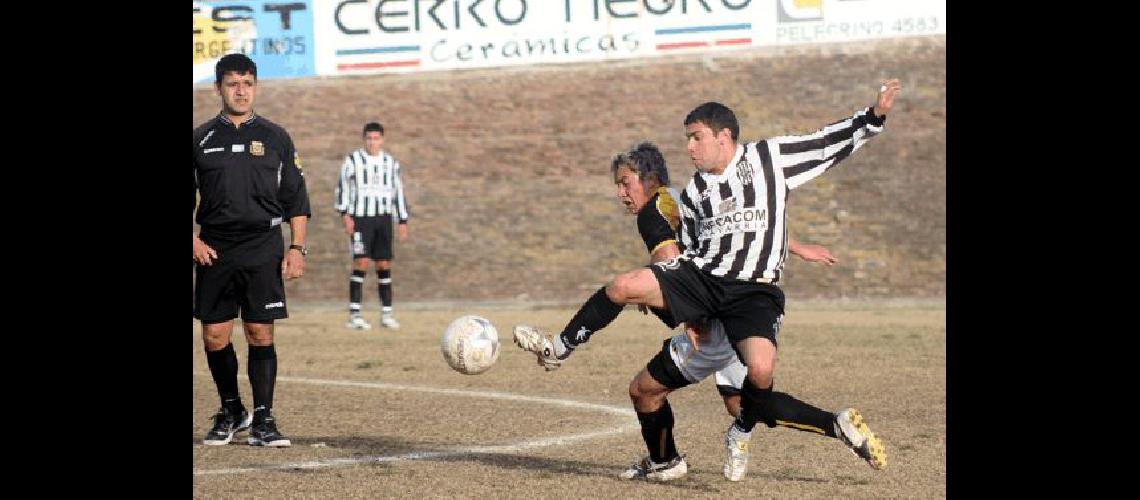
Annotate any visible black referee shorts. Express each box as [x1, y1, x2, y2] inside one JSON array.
[[648, 258, 785, 347], [350, 215, 393, 260], [194, 227, 287, 324]]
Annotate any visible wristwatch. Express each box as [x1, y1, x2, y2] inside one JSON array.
[[288, 244, 309, 256]]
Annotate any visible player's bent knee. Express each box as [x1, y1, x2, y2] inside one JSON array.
[[628, 378, 641, 402], [606, 275, 632, 302], [630, 389, 667, 413], [746, 366, 774, 389], [628, 375, 650, 399], [605, 284, 626, 303], [629, 374, 669, 408], [608, 269, 652, 303]]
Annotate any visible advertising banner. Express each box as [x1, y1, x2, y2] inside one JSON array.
[[762, 0, 945, 46], [193, 1, 944, 80], [311, 0, 944, 76], [193, 1, 318, 83]]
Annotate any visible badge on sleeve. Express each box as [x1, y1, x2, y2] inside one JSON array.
[[250, 141, 265, 156], [294, 151, 304, 174]]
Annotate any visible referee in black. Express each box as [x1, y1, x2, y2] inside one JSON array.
[[193, 53, 311, 447]]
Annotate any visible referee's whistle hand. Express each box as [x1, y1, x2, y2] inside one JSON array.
[[282, 251, 305, 280], [193, 236, 218, 266]]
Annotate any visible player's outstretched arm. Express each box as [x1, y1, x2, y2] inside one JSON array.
[[772, 79, 904, 190]]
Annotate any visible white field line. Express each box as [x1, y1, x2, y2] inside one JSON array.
[[193, 374, 638, 476]]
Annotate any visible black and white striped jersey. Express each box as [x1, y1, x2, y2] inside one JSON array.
[[677, 107, 886, 283], [334, 149, 410, 221]]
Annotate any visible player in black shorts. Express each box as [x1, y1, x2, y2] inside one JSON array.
[[519, 142, 837, 481], [515, 80, 902, 480], [193, 54, 311, 447], [335, 122, 411, 330]]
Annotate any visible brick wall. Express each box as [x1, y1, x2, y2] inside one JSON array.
[[193, 36, 945, 303]]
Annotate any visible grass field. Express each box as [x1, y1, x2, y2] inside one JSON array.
[[193, 302, 945, 498]]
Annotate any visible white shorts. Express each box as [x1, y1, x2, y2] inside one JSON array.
[[667, 319, 745, 390]]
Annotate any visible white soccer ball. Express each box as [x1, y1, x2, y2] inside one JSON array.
[[441, 315, 500, 375]]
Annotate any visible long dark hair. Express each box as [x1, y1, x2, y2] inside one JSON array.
[[611, 141, 669, 188]]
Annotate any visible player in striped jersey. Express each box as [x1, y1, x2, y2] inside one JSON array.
[[516, 80, 901, 480], [334, 122, 411, 330], [598, 142, 837, 481]]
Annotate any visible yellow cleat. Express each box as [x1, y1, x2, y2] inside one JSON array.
[[836, 408, 887, 470]]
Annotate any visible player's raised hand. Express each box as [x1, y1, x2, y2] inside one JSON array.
[[876, 79, 902, 116]]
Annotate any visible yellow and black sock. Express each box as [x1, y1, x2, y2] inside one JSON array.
[[737, 381, 836, 437], [770, 392, 837, 437]]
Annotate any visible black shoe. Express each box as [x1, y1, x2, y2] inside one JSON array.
[[203, 406, 251, 446], [247, 409, 291, 447]]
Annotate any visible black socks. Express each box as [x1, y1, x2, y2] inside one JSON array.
[[247, 344, 277, 413], [349, 270, 366, 314], [637, 400, 679, 463], [558, 287, 624, 348], [378, 269, 392, 308], [736, 380, 837, 438], [206, 343, 241, 409]]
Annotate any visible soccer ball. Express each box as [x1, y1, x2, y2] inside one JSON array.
[[441, 315, 500, 375]]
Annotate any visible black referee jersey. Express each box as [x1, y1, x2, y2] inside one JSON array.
[[193, 113, 312, 232]]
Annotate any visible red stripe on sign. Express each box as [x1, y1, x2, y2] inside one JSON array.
[[715, 38, 752, 46], [656, 41, 709, 50], [337, 60, 421, 70]]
